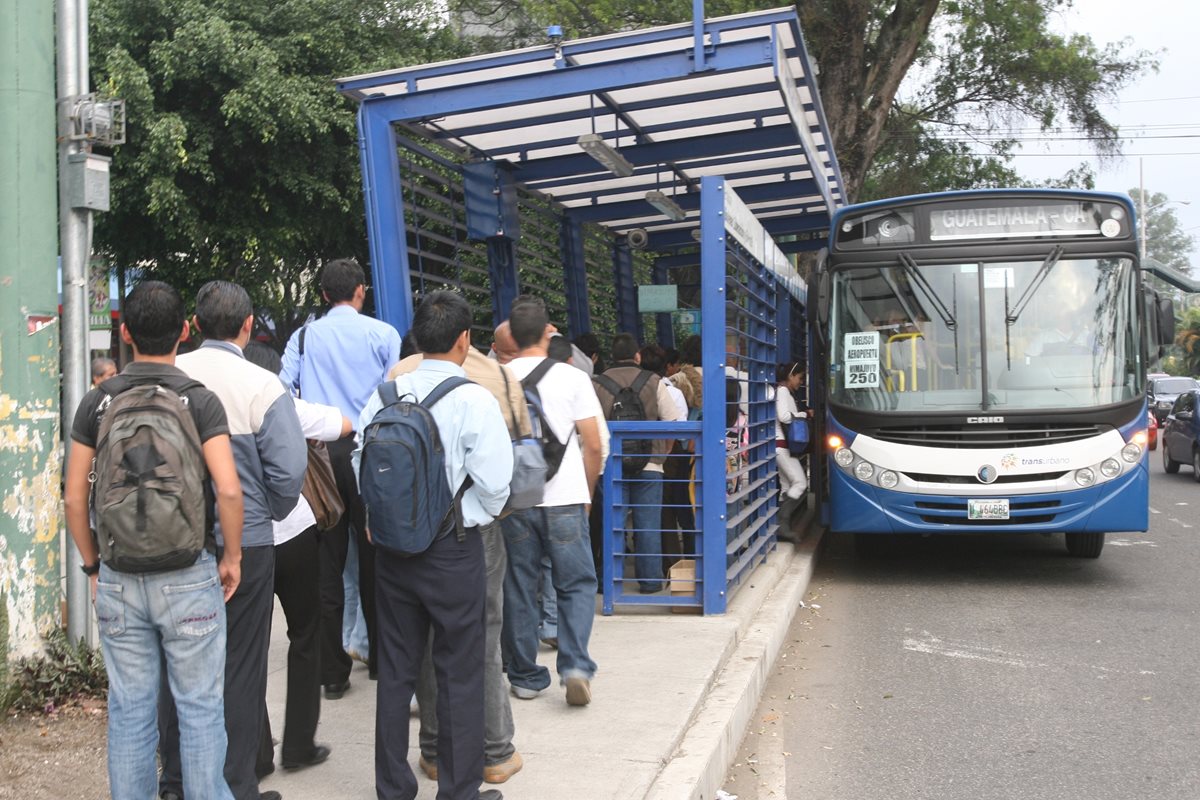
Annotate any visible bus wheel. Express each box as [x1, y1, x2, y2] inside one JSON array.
[[854, 533, 894, 558], [1163, 443, 1181, 474], [1193, 450, 1200, 483], [1065, 532, 1105, 558]]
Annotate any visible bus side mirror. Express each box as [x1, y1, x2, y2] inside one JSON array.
[[1158, 297, 1176, 349]]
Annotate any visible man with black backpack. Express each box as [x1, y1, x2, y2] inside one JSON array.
[[593, 333, 686, 593], [500, 295, 604, 708], [354, 291, 512, 800], [64, 281, 245, 800]]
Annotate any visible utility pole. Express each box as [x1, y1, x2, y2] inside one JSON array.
[[0, 0, 67, 657]]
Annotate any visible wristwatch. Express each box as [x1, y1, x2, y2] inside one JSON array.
[[81, 561, 101, 576]]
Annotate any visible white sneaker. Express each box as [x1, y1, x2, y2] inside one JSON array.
[[510, 684, 541, 700]]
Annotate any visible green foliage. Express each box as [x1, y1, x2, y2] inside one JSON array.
[[1174, 306, 1200, 377], [3, 628, 107, 714], [91, 0, 470, 335], [1130, 189, 1194, 274]]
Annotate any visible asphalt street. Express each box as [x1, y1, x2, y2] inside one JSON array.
[[724, 467, 1200, 800]]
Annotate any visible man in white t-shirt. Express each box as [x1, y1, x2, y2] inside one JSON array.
[[499, 296, 604, 707]]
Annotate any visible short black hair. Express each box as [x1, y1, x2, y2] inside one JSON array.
[[548, 334, 573, 363], [399, 330, 421, 360], [411, 290, 471, 354], [194, 281, 253, 342], [243, 340, 283, 374], [124, 281, 185, 356], [679, 335, 702, 367], [664, 348, 681, 366], [573, 332, 600, 358], [509, 296, 549, 349], [611, 332, 640, 362], [639, 343, 667, 375], [321, 258, 365, 304]]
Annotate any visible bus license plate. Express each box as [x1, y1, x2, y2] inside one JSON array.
[[968, 499, 1009, 520]]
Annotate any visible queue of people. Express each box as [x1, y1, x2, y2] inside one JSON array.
[[64, 259, 810, 800]]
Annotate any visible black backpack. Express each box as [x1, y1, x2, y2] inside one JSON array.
[[594, 370, 654, 476], [520, 359, 572, 482], [358, 377, 473, 556], [91, 376, 209, 573]]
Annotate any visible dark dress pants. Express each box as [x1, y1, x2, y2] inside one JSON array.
[[160, 545, 275, 800], [375, 519, 487, 800], [258, 525, 322, 767], [320, 435, 377, 684]]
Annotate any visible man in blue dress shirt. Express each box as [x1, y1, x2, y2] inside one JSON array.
[[280, 258, 401, 696], [354, 290, 512, 800]]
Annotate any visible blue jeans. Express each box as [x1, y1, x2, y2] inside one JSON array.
[[95, 550, 232, 800], [625, 470, 664, 592], [342, 534, 370, 657], [501, 505, 597, 691], [538, 555, 557, 641]]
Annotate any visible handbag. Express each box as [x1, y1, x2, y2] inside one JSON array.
[[786, 418, 810, 454], [302, 439, 344, 530]]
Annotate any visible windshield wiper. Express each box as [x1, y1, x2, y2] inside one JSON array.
[[898, 254, 956, 332], [1005, 245, 1063, 327]]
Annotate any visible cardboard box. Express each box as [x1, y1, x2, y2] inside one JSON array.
[[669, 559, 701, 614]]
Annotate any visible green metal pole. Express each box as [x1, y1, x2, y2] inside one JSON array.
[[0, 0, 65, 659]]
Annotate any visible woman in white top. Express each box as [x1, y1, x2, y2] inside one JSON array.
[[775, 362, 809, 500]]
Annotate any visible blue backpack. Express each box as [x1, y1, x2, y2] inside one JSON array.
[[359, 376, 473, 556]]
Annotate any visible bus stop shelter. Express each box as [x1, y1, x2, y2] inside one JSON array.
[[337, 5, 845, 613]]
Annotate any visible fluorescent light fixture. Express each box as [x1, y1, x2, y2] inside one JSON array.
[[577, 133, 634, 178], [645, 190, 686, 222]]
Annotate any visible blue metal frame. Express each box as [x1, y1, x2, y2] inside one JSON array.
[[358, 104, 413, 330], [561, 214, 591, 334], [486, 237, 521, 323], [612, 238, 640, 339], [652, 257, 674, 348]]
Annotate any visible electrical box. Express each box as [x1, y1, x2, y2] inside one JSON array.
[[66, 153, 111, 212], [463, 160, 519, 241]]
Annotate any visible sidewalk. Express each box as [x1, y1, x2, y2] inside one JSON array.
[[260, 522, 821, 800]]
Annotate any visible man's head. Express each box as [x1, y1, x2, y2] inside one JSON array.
[[611, 332, 640, 363], [194, 281, 254, 345], [639, 344, 667, 376], [574, 333, 600, 364], [509, 296, 551, 351], [664, 348, 681, 377], [548, 334, 574, 364], [321, 258, 366, 308], [492, 321, 519, 364], [411, 290, 472, 363], [91, 356, 117, 386], [122, 281, 187, 357]]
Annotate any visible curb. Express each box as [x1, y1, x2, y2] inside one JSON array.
[[644, 522, 823, 800]]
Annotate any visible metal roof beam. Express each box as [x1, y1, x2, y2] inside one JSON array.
[[566, 177, 819, 224], [359, 36, 775, 124]]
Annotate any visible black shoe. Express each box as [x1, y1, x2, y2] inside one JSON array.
[[260, 792, 282, 800], [323, 680, 350, 700], [282, 743, 331, 771], [478, 791, 504, 800], [160, 793, 182, 800]]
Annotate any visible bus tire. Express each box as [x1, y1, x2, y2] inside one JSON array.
[[1193, 449, 1200, 483], [1065, 531, 1105, 558], [1163, 443, 1181, 474]]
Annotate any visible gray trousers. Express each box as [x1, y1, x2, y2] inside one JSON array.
[[417, 520, 516, 766]]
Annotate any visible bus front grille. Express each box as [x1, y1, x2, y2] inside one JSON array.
[[873, 423, 1105, 449], [914, 499, 1062, 526], [903, 471, 1068, 485]]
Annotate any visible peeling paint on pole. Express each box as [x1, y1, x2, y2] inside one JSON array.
[[1, 0, 64, 659]]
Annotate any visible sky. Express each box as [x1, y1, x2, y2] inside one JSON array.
[[1010, 0, 1200, 259]]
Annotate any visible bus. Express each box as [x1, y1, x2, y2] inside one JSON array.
[[814, 189, 1174, 558]]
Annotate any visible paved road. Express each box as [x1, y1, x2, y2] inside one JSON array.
[[723, 469, 1200, 800]]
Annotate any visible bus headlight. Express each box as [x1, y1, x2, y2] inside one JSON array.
[[1120, 443, 1142, 463], [1099, 458, 1121, 479], [1074, 467, 1096, 487], [834, 447, 854, 468], [854, 461, 875, 481], [878, 470, 899, 489]]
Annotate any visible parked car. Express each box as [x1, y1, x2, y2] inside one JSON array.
[[1148, 375, 1200, 423], [1161, 389, 1200, 480], [1148, 410, 1158, 451]]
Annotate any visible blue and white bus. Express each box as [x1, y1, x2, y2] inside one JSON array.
[[815, 190, 1172, 558]]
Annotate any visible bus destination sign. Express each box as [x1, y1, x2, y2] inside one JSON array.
[[929, 202, 1105, 241]]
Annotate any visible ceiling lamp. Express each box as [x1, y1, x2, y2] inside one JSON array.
[[577, 133, 634, 178], [645, 190, 686, 222]]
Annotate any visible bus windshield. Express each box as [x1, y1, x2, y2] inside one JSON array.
[[830, 256, 1141, 413]]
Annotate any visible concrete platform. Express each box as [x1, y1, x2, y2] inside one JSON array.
[[261, 523, 821, 800]]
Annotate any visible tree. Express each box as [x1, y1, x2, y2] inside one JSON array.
[[1130, 189, 1194, 274], [90, 0, 467, 342], [449, 0, 1154, 201]]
